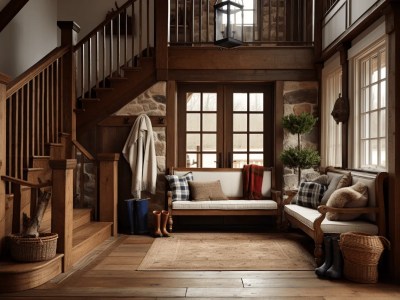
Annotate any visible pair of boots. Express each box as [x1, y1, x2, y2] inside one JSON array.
[[315, 236, 343, 279], [153, 210, 170, 237]]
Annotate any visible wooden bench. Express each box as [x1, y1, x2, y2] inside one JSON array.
[[283, 167, 388, 263], [166, 167, 281, 231]]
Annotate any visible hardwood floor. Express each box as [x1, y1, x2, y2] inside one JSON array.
[[1, 234, 400, 299]]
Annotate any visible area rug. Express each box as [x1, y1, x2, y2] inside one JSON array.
[[137, 232, 316, 271]]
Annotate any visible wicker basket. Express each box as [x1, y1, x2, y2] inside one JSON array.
[[340, 232, 390, 283], [8, 233, 58, 262]]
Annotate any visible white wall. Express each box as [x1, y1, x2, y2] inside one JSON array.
[[0, 0, 58, 78], [57, 0, 127, 41]]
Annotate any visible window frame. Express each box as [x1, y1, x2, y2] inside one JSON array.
[[352, 39, 387, 171]]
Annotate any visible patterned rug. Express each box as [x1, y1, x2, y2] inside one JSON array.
[[138, 232, 316, 271]]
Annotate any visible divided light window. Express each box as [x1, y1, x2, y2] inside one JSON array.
[[178, 84, 273, 168], [356, 44, 387, 170]]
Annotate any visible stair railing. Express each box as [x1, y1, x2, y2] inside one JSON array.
[[73, 0, 154, 100], [4, 46, 69, 189]]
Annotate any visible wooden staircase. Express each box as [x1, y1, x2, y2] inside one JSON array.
[[76, 57, 156, 133]]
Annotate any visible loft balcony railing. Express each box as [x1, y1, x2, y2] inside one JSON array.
[[169, 0, 313, 46]]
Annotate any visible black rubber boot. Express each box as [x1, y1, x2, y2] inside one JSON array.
[[325, 236, 343, 279], [315, 236, 333, 278]]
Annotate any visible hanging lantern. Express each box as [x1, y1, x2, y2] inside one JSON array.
[[214, 0, 244, 48]]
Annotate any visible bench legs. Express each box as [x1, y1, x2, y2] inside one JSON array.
[[168, 213, 173, 232]]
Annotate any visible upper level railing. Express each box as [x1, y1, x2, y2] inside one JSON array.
[[74, 0, 154, 100], [323, 0, 339, 15], [169, 0, 313, 46]]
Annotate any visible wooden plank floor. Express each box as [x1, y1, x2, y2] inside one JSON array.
[[1, 234, 400, 299]]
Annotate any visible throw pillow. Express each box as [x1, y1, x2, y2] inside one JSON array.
[[295, 182, 327, 209], [326, 182, 369, 221], [336, 172, 352, 189], [311, 174, 329, 186], [165, 172, 193, 201], [320, 173, 344, 205], [188, 180, 229, 201]]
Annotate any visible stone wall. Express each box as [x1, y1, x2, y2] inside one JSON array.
[[283, 81, 319, 189]]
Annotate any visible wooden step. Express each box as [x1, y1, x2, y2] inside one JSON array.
[[72, 222, 112, 266], [79, 97, 101, 103], [31, 155, 50, 168], [73, 208, 92, 230], [0, 254, 63, 292], [25, 167, 51, 184]]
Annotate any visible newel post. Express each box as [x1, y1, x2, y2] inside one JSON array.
[[50, 159, 77, 272], [98, 153, 120, 236], [57, 21, 80, 158], [0, 73, 8, 255]]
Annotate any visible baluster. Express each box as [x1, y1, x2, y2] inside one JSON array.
[[124, 8, 128, 66], [147, 0, 150, 56], [191, 0, 195, 44], [59, 57, 64, 136], [13, 94, 18, 178], [17, 90, 23, 178], [6, 97, 11, 190], [46, 67, 50, 144], [55, 60, 59, 143], [41, 71, 45, 155], [103, 27, 106, 86], [31, 78, 36, 155], [88, 39, 92, 96], [49, 64, 54, 143], [175, 0, 178, 43], [96, 32, 99, 89], [206, 0, 209, 42], [25, 83, 30, 170], [117, 14, 121, 76], [81, 45, 85, 98], [268, 0, 272, 41], [276, 0, 279, 41], [110, 20, 114, 77], [131, 0, 135, 67], [199, 0, 202, 43], [36, 75, 40, 155], [139, 0, 143, 61], [184, 0, 187, 43]]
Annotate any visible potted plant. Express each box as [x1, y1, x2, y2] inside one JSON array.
[[280, 112, 320, 186]]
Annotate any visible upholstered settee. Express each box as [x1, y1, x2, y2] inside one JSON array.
[[166, 167, 281, 231], [283, 166, 388, 263]]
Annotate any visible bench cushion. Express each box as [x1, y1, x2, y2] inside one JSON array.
[[284, 204, 378, 235], [172, 200, 277, 210]]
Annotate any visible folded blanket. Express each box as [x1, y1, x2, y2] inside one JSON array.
[[243, 164, 264, 200]]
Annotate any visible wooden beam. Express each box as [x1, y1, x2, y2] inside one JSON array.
[[166, 81, 177, 186], [386, 1, 400, 283], [155, 0, 168, 80], [98, 153, 120, 237], [0, 0, 29, 33], [49, 159, 76, 272], [57, 21, 80, 158], [274, 81, 284, 191], [0, 77, 6, 255], [168, 47, 315, 70], [98, 115, 167, 127]]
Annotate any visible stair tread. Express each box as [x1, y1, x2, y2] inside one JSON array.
[[73, 208, 92, 217], [0, 254, 64, 274], [25, 167, 45, 171], [32, 155, 50, 159], [73, 222, 112, 247]]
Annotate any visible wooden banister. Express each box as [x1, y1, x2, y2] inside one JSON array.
[[72, 140, 95, 161], [1, 175, 51, 188], [6, 46, 69, 98]]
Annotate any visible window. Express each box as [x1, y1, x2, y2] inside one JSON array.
[[178, 84, 273, 168], [321, 64, 342, 167], [354, 43, 387, 171]]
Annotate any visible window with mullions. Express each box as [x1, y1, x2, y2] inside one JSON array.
[[185, 92, 220, 168], [178, 84, 273, 169], [356, 44, 387, 170], [231, 92, 264, 167]]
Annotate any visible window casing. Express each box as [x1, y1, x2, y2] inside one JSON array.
[[353, 42, 387, 171]]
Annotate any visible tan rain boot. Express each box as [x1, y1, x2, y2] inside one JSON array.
[[161, 210, 171, 237], [153, 210, 162, 237]]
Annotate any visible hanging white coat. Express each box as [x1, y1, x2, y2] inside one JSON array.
[[122, 114, 157, 198]]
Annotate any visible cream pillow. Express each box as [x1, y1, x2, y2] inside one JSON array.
[[326, 182, 368, 221], [188, 180, 229, 201]]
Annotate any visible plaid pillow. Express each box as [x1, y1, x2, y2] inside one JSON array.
[[165, 172, 193, 201], [296, 182, 327, 209]]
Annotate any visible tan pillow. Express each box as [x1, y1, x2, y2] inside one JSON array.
[[336, 172, 352, 189], [326, 182, 368, 221], [188, 180, 229, 201]]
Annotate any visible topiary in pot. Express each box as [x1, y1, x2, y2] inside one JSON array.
[[280, 112, 320, 185]]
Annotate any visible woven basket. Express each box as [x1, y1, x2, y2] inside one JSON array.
[[340, 232, 390, 283], [9, 233, 58, 262]]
